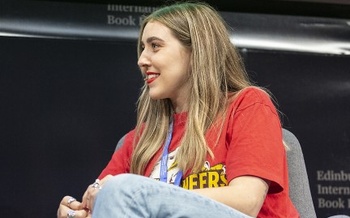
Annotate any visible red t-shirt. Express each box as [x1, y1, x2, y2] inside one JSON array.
[[99, 87, 299, 217]]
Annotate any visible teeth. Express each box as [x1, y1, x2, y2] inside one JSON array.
[[146, 74, 159, 80]]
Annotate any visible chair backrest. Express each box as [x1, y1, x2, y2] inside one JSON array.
[[115, 134, 126, 151], [115, 130, 318, 217], [283, 128, 317, 218]]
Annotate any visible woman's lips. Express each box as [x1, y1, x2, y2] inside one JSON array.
[[145, 72, 160, 84]]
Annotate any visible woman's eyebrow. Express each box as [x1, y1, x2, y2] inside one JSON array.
[[146, 36, 164, 43]]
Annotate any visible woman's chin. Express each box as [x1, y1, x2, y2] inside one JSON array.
[[148, 92, 165, 101]]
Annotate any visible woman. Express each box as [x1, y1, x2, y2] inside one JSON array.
[[57, 2, 299, 217]]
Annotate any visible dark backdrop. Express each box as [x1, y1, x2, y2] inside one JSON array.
[[0, 37, 141, 217], [1, 35, 350, 218]]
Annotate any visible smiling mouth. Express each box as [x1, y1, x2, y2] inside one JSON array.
[[145, 73, 160, 84]]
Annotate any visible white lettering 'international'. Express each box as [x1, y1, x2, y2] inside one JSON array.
[[107, 5, 159, 13]]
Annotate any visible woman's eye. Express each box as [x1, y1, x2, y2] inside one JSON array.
[[151, 43, 159, 49]]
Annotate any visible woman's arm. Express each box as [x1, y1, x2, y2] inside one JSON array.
[[191, 175, 269, 217]]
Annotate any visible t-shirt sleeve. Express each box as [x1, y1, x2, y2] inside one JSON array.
[[225, 88, 287, 193], [98, 130, 135, 179]]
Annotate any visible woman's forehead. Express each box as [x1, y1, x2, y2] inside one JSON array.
[[141, 21, 174, 42]]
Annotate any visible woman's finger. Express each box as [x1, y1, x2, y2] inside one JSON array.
[[68, 209, 88, 218], [60, 196, 82, 210], [81, 184, 97, 210], [86, 182, 101, 211], [57, 202, 88, 218], [81, 189, 89, 209], [81, 175, 114, 212]]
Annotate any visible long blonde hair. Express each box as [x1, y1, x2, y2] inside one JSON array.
[[130, 2, 251, 175]]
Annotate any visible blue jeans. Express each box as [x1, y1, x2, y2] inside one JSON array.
[[92, 174, 252, 218]]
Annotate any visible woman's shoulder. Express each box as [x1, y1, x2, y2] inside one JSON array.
[[224, 86, 280, 124], [229, 86, 273, 107]]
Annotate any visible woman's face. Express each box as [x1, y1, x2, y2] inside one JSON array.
[[138, 21, 191, 112]]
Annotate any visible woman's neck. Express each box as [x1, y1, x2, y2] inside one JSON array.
[[171, 96, 189, 114]]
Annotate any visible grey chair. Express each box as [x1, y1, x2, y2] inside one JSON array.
[[114, 129, 317, 217], [283, 128, 317, 218], [115, 134, 126, 151]]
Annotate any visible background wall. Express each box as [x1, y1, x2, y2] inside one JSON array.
[[1, 1, 349, 217]]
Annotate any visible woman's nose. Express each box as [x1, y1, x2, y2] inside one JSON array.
[[137, 52, 151, 68]]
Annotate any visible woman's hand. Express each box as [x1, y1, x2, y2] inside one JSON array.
[[81, 175, 113, 213], [57, 196, 89, 218]]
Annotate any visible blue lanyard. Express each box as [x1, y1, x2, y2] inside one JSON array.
[[159, 120, 183, 186]]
